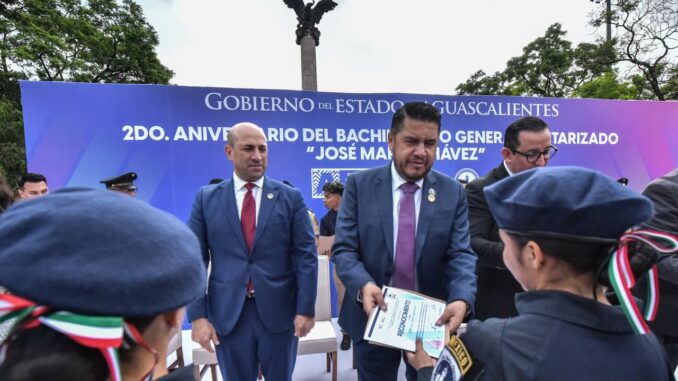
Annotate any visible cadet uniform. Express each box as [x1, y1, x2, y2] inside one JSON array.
[[417, 166, 675, 381], [462, 291, 673, 380], [100, 171, 138, 196], [0, 188, 206, 381]]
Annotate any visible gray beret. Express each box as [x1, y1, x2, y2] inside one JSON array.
[[484, 166, 654, 242], [0, 187, 205, 317]]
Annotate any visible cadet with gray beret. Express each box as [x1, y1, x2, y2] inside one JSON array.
[[408, 166, 676, 381], [0, 188, 206, 381]]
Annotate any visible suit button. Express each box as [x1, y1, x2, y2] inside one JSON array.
[[385, 271, 391, 277], [248, 259, 253, 264]]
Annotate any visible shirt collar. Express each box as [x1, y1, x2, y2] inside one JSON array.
[[233, 173, 264, 190], [515, 290, 634, 333], [503, 160, 515, 176], [391, 162, 424, 192]]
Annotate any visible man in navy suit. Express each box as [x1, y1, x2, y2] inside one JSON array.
[[465, 117, 556, 319], [187, 122, 317, 381], [333, 102, 477, 381]]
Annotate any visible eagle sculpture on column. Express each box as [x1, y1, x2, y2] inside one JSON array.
[[283, 0, 338, 45]]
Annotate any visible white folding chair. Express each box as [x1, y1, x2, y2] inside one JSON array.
[[166, 330, 184, 370], [192, 348, 263, 380], [297, 255, 340, 381], [192, 348, 219, 381]]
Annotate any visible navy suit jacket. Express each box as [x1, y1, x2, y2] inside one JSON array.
[[332, 165, 477, 341], [465, 162, 508, 268], [186, 177, 317, 335]]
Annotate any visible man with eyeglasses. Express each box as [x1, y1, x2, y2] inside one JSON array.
[[465, 116, 557, 319]]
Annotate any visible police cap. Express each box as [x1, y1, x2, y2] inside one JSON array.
[[100, 171, 138, 192]]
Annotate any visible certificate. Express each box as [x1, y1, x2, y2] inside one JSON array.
[[363, 286, 448, 357]]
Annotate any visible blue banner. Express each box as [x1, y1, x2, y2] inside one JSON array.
[[21, 81, 677, 224], [20, 82, 678, 319]]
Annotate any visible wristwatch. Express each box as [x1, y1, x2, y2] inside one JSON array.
[[453, 299, 471, 317]]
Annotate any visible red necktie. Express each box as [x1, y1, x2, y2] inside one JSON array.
[[241, 182, 256, 295]]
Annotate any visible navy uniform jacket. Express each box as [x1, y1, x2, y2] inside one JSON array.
[[461, 291, 674, 381], [465, 162, 523, 319], [320, 209, 337, 236], [333, 165, 477, 342]]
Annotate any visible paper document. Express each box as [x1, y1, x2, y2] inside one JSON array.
[[363, 286, 448, 357]]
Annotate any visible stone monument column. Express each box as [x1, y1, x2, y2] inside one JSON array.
[[284, 0, 337, 91], [299, 29, 318, 91]]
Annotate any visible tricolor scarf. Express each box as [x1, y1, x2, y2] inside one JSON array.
[[0, 294, 157, 381], [608, 229, 678, 334]]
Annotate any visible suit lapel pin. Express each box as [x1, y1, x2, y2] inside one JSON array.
[[428, 188, 436, 203], [267, 192, 274, 200]]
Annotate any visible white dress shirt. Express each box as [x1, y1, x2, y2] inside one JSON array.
[[233, 173, 264, 225], [503, 160, 515, 176]]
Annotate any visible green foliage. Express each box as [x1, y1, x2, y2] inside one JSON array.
[[590, 0, 678, 100], [574, 71, 636, 99], [456, 24, 615, 98], [8, 0, 172, 83], [0, 0, 173, 186], [455, 70, 512, 96], [0, 98, 25, 186], [458, 0, 677, 101]]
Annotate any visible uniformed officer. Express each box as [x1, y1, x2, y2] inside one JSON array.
[[0, 188, 206, 381], [408, 166, 676, 381], [100, 171, 138, 197]]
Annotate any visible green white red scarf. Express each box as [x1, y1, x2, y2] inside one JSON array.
[[608, 229, 678, 334], [0, 294, 157, 381]]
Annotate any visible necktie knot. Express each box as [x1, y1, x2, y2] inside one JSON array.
[[400, 182, 418, 194], [244, 182, 255, 192]]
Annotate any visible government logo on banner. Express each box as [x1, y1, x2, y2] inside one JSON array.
[[311, 168, 364, 198]]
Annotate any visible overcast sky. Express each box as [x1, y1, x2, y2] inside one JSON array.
[[136, 0, 607, 95]]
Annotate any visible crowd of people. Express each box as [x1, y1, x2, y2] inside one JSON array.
[[0, 102, 676, 381]]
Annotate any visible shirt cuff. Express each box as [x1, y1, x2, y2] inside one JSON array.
[[357, 281, 376, 303]]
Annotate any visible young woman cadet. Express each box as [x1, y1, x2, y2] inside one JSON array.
[[409, 166, 676, 381], [0, 188, 206, 381]]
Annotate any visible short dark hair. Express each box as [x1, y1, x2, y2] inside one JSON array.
[[506, 232, 658, 294], [503, 117, 548, 150], [322, 181, 344, 196], [390, 102, 441, 136], [0, 316, 155, 381], [18, 173, 47, 188], [507, 232, 611, 275]]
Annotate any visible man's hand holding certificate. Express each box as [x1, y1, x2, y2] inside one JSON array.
[[363, 286, 449, 358]]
